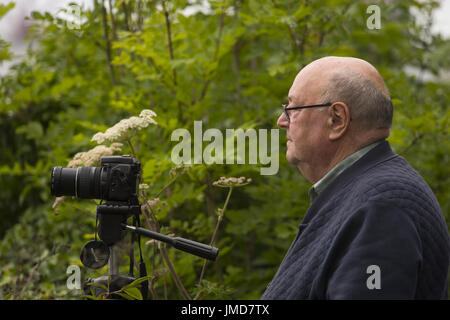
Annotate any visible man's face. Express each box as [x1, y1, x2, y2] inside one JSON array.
[[277, 73, 329, 170]]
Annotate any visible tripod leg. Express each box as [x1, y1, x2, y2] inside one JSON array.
[[108, 245, 119, 276]]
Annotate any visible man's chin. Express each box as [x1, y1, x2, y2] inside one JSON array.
[[286, 152, 299, 167]]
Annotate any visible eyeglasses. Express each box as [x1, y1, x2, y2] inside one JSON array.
[[281, 102, 332, 122]]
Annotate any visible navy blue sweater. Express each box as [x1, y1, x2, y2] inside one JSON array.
[[262, 141, 450, 299]]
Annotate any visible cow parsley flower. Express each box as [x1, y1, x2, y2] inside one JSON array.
[[212, 176, 252, 188], [91, 109, 157, 144], [67, 143, 123, 168]]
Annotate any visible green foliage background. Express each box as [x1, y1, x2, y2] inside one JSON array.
[[0, 0, 449, 299]]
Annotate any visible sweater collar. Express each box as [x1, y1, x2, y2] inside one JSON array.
[[308, 140, 383, 202], [302, 139, 398, 225]]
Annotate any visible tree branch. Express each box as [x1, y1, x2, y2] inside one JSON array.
[[199, 11, 225, 102], [162, 0, 184, 121], [196, 187, 233, 294], [137, 0, 144, 31], [162, 0, 177, 86], [122, 1, 130, 31], [101, 0, 118, 100], [107, 0, 118, 40]]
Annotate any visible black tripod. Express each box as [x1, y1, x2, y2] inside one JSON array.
[[81, 199, 219, 299]]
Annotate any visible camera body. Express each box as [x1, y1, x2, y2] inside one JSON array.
[[99, 156, 141, 202], [51, 155, 141, 202]]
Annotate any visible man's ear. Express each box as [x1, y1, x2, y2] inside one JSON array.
[[327, 102, 351, 140]]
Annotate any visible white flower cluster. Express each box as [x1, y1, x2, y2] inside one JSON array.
[[91, 109, 157, 144], [67, 143, 123, 168], [212, 176, 252, 188]]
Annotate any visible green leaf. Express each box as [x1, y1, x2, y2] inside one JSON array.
[[30, 11, 44, 20], [122, 287, 143, 300], [120, 275, 153, 292], [0, 2, 15, 19]]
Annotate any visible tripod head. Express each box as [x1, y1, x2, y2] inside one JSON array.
[[80, 198, 219, 299]]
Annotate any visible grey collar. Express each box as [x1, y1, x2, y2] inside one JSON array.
[[309, 141, 383, 202]]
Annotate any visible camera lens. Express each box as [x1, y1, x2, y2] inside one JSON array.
[[77, 166, 102, 199], [51, 167, 76, 197], [51, 166, 103, 199]]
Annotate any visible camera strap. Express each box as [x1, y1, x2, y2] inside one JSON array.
[[94, 202, 100, 241], [129, 219, 135, 277], [130, 213, 148, 299]]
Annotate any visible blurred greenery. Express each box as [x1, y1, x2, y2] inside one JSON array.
[[0, 0, 448, 299]]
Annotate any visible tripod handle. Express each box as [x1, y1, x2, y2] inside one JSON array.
[[122, 224, 219, 261], [172, 237, 219, 261]]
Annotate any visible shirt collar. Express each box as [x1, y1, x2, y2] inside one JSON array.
[[309, 140, 383, 202]]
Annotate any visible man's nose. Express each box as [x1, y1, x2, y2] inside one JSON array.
[[277, 112, 289, 128]]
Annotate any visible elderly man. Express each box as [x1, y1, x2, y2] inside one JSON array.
[[262, 56, 450, 299]]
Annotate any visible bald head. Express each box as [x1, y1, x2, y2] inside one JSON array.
[[301, 56, 390, 97], [291, 56, 393, 131]]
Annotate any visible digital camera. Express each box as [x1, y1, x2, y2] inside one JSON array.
[[51, 155, 140, 202]]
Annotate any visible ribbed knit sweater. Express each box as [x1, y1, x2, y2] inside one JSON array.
[[262, 141, 450, 299]]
